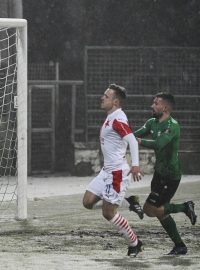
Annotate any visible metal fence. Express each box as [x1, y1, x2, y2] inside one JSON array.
[[28, 46, 200, 174], [85, 46, 200, 95], [84, 46, 200, 151], [28, 80, 84, 174]]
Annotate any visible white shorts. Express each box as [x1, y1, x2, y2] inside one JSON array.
[[86, 164, 131, 205]]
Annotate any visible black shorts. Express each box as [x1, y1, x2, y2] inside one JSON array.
[[146, 171, 180, 207]]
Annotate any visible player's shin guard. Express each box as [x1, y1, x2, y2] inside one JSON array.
[[110, 212, 138, 246]]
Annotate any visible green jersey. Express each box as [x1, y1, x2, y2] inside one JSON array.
[[134, 116, 182, 180]]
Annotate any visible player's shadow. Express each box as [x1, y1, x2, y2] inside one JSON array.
[[158, 255, 192, 267], [95, 255, 194, 269]]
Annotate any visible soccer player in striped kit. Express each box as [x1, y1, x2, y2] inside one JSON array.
[[83, 84, 143, 257]]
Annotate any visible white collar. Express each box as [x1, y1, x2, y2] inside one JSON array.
[[107, 108, 122, 118]]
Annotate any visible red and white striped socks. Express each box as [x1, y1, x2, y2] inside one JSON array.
[[110, 212, 138, 247]]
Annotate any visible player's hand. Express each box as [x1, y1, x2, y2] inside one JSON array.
[[128, 166, 143, 181]]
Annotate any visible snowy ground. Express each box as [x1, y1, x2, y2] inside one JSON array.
[[27, 174, 199, 198], [0, 174, 199, 270]]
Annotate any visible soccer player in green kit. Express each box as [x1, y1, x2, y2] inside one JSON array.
[[134, 92, 197, 255]]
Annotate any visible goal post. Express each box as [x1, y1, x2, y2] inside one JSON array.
[[0, 19, 27, 220]]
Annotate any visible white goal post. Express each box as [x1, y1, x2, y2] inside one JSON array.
[[0, 19, 27, 220]]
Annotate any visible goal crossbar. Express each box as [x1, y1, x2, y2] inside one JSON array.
[[0, 19, 27, 28]]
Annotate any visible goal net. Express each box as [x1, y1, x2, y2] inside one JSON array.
[[0, 19, 27, 220]]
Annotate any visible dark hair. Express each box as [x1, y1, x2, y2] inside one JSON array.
[[155, 92, 175, 109], [109, 83, 127, 100]]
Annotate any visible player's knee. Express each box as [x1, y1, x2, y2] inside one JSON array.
[[83, 202, 93, 209], [143, 208, 154, 217], [102, 208, 115, 221], [144, 210, 155, 217], [82, 198, 93, 209], [102, 211, 112, 221], [143, 203, 155, 217]]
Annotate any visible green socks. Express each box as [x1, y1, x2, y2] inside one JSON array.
[[160, 215, 184, 245], [164, 202, 186, 215]]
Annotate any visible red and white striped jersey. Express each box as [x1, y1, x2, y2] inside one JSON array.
[[100, 108, 134, 172]]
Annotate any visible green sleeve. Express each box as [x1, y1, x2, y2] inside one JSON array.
[[140, 124, 179, 150], [134, 119, 152, 137]]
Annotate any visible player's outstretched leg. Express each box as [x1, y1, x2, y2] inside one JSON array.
[[127, 240, 143, 257], [184, 201, 197, 225], [125, 195, 144, 219]]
